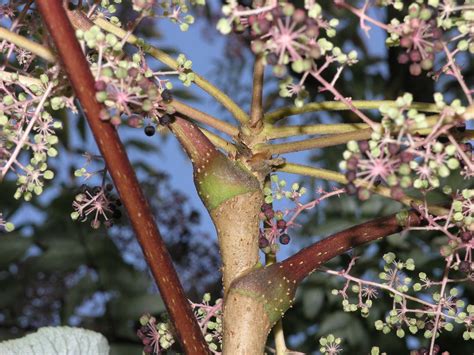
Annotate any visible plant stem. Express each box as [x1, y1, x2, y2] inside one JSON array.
[[0, 26, 56, 62], [265, 101, 441, 124], [256, 129, 372, 154], [265, 123, 368, 139], [171, 99, 239, 137], [277, 163, 449, 216], [91, 16, 249, 124], [36, 2, 209, 353], [279, 211, 422, 284], [199, 127, 237, 155], [249, 54, 265, 130]]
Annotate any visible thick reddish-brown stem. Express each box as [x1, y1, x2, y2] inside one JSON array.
[[36, 1, 209, 353], [279, 210, 422, 284], [224, 210, 422, 354]]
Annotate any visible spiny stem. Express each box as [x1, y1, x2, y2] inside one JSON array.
[[171, 100, 239, 137], [264, 101, 442, 124], [36, 2, 209, 353], [256, 129, 372, 155]]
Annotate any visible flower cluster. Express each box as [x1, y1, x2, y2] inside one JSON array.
[[76, 25, 182, 131], [138, 293, 222, 354], [0, 74, 65, 202], [217, 1, 357, 106], [129, 0, 205, 31], [137, 314, 176, 354], [191, 293, 223, 353], [318, 334, 342, 355], [340, 93, 470, 201], [387, 3, 442, 75], [71, 184, 123, 229], [328, 253, 474, 351]]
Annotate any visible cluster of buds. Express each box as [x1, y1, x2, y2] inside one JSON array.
[[341, 93, 470, 202], [71, 184, 122, 229], [137, 314, 175, 354], [259, 202, 291, 252], [387, 3, 442, 75], [138, 293, 222, 354], [217, 1, 357, 105]]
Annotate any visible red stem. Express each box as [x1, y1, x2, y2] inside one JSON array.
[[36, 1, 209, 353], [279, 210, 422, 283]]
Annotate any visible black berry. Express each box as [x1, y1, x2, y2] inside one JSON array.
[[279, 233, 290, 245], [161, 89, 173, 103], [261, 203, 272, 212], [144, 125, 156, 136], [276, 220, 286, 230], [258, 237, 269, 248], [159, 114, 173, 125]]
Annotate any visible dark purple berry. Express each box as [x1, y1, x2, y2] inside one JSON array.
[[264, 209, 274, 220], [400, 151, 413, 163], [161, 89, 173, 103], [388, 143, 399, 155], [345, 170, 356, 182], [261, 203, 272, 212], [258, 237, 269, 248], [346, 156, 359, 170], [94, 80, 107, 91], [128, 67, 139, 77], [159, 114, 173, 125], [106, 183, 113, 191], [279, 233, 290, 245], [460, 231, 472, 243], [276, 220, 286, 230], [433, 344, 440, 354], [459, 261, 471, 273], [144, 125, 155, 136], [266, 53, 278, 65], [358, 140, 369, 153], [425, 322, 434, 330]]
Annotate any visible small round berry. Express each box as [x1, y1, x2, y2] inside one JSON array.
[[161, 89, 173, 103], [159, 114, 173, 126], [358, 140, 369, 153], [460, 231, 472, 243], [258, 237, 269, 249], [105, 183, 113, 191], [279, 233, 290, 245], [345, 170, 356, 182], [459, 261, 471, 273], [261, 203, 272, 212], [94, 80, 107, 91], [276, 220, 286, 230], [264, 209, 274, 220], [144, 125, 156, 136], [266, 53, 278, 65]]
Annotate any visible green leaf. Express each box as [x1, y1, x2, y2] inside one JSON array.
[[0, 326, 109, 354]]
